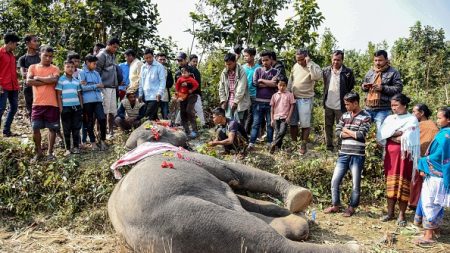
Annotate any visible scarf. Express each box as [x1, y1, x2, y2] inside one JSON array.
[[419, 127, 450, 190], [366, 63, 390, 107], [378, 113, 421, 169]]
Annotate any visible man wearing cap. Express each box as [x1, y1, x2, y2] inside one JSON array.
[[115, 91, 145, 131], [0, 32, 21, 137]]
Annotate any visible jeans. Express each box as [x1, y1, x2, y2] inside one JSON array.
[[367, 109, 390, 130], [61, 106, 82, 149], [331, 154, 365, 208], [250, 101, 273, 144], [159, 101, 169, 120], [273, 119, 288, 148], [83, 102, 106, 142], [0, 90, 19, 134]]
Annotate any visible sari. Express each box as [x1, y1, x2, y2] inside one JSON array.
[[378, 113, 420, 202], [409, 120, 439, 207], [414, 127, 450, 229]]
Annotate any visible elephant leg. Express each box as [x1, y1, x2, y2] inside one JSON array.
[[237, 195, 309, 241], [184, 152, 312, 213], [237, 194, 291, 217]]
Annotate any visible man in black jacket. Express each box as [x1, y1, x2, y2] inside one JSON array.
[[322, 50, 355, 151]]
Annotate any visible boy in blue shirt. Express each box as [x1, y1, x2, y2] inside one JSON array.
[[79, 55, 107, 151], [56, 60, 83, 154]]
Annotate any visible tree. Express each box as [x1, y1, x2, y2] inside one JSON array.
[[391, 21, 449, 91], [282, 0, 324, 51], [189, 0, 291, 51], [0, 0, 173, 64]]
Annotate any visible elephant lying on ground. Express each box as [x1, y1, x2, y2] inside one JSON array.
[[108, 123, 358, 253]]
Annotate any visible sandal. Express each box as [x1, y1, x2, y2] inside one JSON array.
[[413, 237, 435, 247], [380, 215, 395, 222], [342, 207, 355, 217], [397, 219, 407, 227], [324, 206, 340, 214]]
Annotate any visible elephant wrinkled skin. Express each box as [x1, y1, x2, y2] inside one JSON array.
[[108, 123, 359, 253]]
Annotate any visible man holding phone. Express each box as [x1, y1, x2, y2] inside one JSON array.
[[362, 50, 402, 130]]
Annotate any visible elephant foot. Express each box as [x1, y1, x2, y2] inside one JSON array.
[[285, 187, 312, 213], [269, 214, 309, 241]]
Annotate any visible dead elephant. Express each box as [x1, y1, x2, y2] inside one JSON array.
[[108, 123, 359, 253]]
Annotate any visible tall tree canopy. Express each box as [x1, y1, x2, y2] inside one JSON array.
[[189, 0, 324, 52], [0, 0, 175, 62]]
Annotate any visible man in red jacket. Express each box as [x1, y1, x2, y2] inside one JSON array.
[[0, 32, 21, 137]]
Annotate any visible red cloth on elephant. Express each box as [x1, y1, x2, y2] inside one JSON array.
[[111, 142, 184, 179]]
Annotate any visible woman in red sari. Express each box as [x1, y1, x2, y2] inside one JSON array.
[[378, 94, 420, 226]]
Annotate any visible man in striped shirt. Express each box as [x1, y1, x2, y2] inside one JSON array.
[[324, 92, 371, 217]]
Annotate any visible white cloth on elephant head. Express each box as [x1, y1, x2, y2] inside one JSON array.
[[111, 142, 184, 179]]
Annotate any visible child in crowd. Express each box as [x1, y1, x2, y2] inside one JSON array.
[[79, 55, 107, 151], [175, 67, 199, 138], [26, 46, 60, 161], [56, 60, 83, 155], [324, 92, 371, 217], [269, 76, 295, 154]]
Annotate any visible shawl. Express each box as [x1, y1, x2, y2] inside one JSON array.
[[419, 120, 439, 156], [366, 63, 389, 107], [378, 113, 421, 169], [418, 127, 450, 190]]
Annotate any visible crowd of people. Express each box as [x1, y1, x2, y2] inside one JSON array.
[[1, 31, 449, 246]]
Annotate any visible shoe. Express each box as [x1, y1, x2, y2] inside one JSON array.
[[342, 207, 355, 217], [324, 206, 340, 214], [106, 133, 114, 140], [72, 147, 80, 154], [64, 150, 71, 156], [247, 143, 255, 152], [3, 132, 19, 137], [46, 154, 56, 161], [189, 131, 198, 139], [380, 215, 395, 222], [396, 219, 407, 227]]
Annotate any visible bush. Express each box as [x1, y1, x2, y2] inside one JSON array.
[[0, 137, 125, 229]]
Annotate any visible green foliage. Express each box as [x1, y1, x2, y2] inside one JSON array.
[[0, 0, 175, 66], [189, 0, 291, 51], [391, 21, 449, 95], [283, 0, 324, 51], [198, 49, 228, 110], [0, 138, 124, 224], [190, 0, 324, 53]]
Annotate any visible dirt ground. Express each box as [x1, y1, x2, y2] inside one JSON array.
[[1, 104, 450, 253], [1, 206, 449, 253]]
